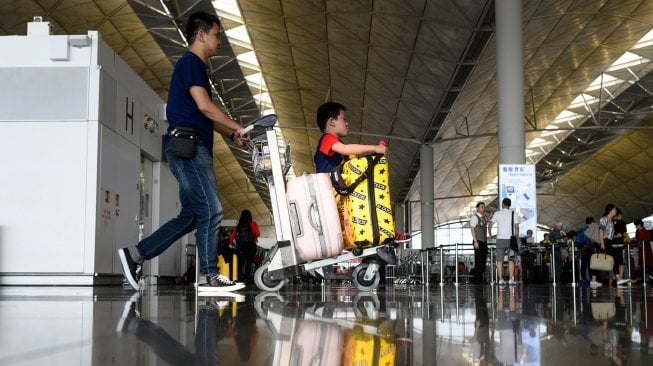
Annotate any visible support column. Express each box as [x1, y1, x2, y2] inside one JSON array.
[[420, 144, 434, 249], [496, 0, 525, 164], [394, 203, 406, 234]]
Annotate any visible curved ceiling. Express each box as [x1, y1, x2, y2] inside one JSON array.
[[2, 0, 652, 233]]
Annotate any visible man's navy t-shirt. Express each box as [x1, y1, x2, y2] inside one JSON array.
[[166, 51, 214, 154]]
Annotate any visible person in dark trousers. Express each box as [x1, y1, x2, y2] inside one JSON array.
[[612, 208, 628, 284], [577, 216, 600, 286], [117, 11, 248, 292], [598, 204, 629, 286], [634, 218, 652, 283], [229, 210, 260, 284], [469, 202, 489, 284]]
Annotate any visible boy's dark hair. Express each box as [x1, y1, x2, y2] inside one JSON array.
[[186, 11, 221, 44], [476, 202, 485, 208], [316, 102, 346, 132], [501, 197, 511, 207], [634, 218, 643, 227], [603, 203, 615, 216], [585, 216, 594, 224]]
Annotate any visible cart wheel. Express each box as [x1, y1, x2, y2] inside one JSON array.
[[353, 292, 380, 319], [254, 263, 286, 292], [253, 292, 283, 318], [352, 263, 380, 291]]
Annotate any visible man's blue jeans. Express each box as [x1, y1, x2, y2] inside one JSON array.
[[136, 142, 222, 277]]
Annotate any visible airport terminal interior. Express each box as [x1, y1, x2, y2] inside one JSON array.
[[2, 0, 653, 365]]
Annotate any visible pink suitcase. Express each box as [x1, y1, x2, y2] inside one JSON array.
[[291, 320, 343, 366], [286, 173, 344, 263]]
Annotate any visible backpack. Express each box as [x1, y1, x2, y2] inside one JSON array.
[[236, 223, 254, 246]]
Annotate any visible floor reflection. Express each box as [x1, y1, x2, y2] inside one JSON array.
[[0, 284, 652, 365]]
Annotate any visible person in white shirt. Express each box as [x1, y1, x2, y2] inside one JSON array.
[[525, 229, 535, 246], [488, 198, 520, 285]]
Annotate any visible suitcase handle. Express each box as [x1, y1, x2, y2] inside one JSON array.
[[288, 201, 303, 236], [308, 200, 323, 235]]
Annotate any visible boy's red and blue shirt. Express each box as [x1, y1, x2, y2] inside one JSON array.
[[314, 133, 344, 173]]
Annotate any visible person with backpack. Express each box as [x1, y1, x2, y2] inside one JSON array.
[[229, 210, 260, 284], [634, 218, 652, 283]]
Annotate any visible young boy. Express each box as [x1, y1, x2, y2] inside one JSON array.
[[313, 102, 387, 173], [313, 101, 395, 264]]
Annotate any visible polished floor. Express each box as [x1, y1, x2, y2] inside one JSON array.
[[1, 282, 652, 365]]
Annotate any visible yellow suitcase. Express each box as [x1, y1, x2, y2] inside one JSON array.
[[218, 251, 238, 281], [339, 155, 394, 248], [342, 328, 396, 366]]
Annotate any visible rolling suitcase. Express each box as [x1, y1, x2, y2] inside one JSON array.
[[287, 173, 344, 263], [337, 155, 394, 248], [291, 320, 343, 366], [521, 251, 536, 284], [535, 265, 549, 284], [218, 250, 238, 281], [342, 328, 396, 366]]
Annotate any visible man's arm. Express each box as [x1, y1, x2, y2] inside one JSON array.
[[189, 85, 248, 148], [470, 216, 478, 248]]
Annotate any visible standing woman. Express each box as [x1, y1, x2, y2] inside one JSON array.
[[230, 210, 260, 283], [599, 204, 628, 286]]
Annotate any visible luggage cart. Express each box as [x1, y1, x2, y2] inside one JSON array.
[[395, 248, 423, 285], [246, 116, 395, 292]]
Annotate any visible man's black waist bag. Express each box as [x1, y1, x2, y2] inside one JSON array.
[[169, 127, 197, 159]]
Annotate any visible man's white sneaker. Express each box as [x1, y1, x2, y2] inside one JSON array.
[[116, 293, 140, 333], [590, 281, 603, 288], [617, 279, 630, 286], [498, 279, 506, 285], [508, 279, 517, 286], [197, 274, 245, 294]]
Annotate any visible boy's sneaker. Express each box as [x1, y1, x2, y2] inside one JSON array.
[[118, 248, 142, 291], [617, 279, 630, 286], [508, 279, 517, 286], [197, 274, 245, 293], [590, 281, 603, 288], [498, 279, 506, 285]]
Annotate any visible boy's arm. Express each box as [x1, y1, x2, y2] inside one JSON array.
[[331, 141, 386, 156]]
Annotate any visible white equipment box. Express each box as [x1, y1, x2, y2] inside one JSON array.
[[0, 20, 182, 285]]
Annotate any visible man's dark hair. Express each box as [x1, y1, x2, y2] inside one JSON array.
[[502, 197, 511, 207], [634, 218, 643, 227], [316, 102, 346, 132], [585, 216, 594, 224], [186, 11, 221, 44], [476, 202, 485, 208]]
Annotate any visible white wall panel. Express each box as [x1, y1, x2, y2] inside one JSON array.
[[0, 122, 90, 273]]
